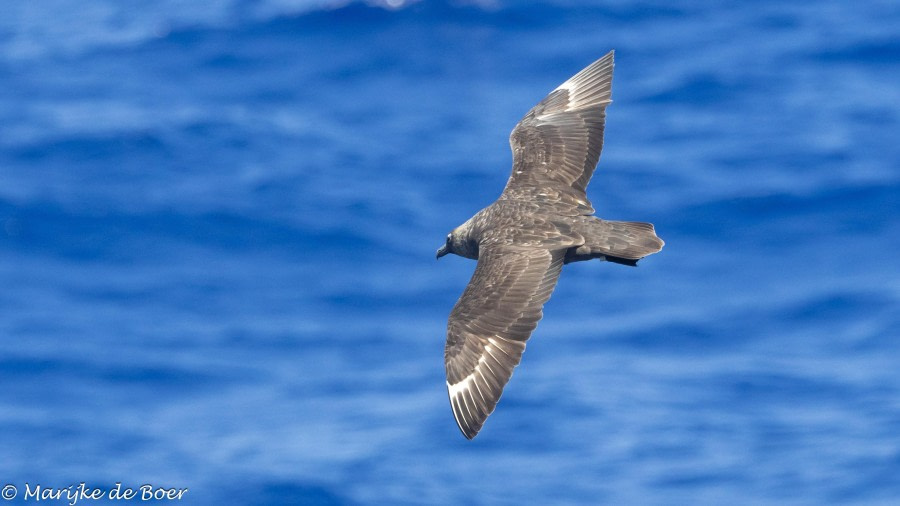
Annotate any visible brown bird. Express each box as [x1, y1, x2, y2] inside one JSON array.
[[435, 51, 664, 439]]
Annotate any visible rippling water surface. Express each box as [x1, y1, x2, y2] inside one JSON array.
[[1, 1, 899, 504]]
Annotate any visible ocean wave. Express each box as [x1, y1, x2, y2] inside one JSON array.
[[0, 0, 430, 62]]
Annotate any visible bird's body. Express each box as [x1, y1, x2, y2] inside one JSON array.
[[437, 51, 664, 439]]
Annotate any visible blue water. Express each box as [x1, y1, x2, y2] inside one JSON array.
[[1, 1, 899, 504]]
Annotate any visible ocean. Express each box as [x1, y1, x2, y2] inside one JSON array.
[[1, 1, 899, 504]]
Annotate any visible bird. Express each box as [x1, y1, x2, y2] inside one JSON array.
[[435, 51, 664, 439]]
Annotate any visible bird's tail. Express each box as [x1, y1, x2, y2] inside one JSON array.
[[564, 220, 664, 265]]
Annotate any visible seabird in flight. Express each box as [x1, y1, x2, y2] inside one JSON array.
[[436, 51, 664, 439]]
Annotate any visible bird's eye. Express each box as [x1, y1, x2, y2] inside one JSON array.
[[446, 233, 452, 243]]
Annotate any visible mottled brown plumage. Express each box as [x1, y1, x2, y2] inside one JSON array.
[[436, 51, 664, 439]]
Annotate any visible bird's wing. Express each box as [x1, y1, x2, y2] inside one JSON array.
[[444, 245, 565, 439], [503, 51, 615, 214]]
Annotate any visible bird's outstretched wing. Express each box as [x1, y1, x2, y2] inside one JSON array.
[[444, 246, 565, 439], [503, 51, 615, 214]]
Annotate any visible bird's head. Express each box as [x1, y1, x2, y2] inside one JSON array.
[[436, 230, 455, 259], [437, 226, 476, 260]]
